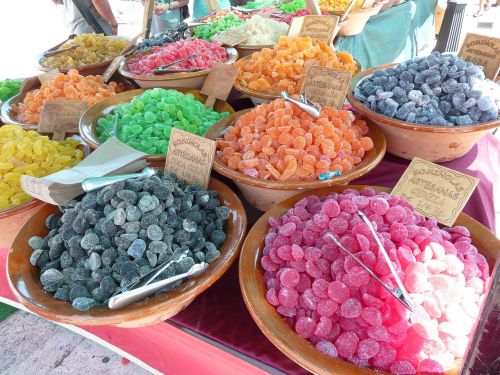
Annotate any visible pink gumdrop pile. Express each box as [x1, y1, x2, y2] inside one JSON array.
[[261, 188, 490, 374], [127, 39, 228, 76]]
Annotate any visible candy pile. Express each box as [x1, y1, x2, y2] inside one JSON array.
[[97, 88, 229, 155], [0, 79, 23, 102], [279, 9, 329, 24], [127, 39, 228, 76], [236, 37, 358, 94], [238, 15, 289, 46], [14, 70, 121, 125], [354, 52, 500, 125], [136, 23, 189, 50], [319, 0, 364, 13], [29, 172, 229, 311], [192, 14, 244, 41], [40, 34, 128, 69], [279, 0, 306, 13], [197, 9, 250, 22], [0, 125, 83, 210], [216, 99, 373, 181], [242, 0, 274, 10], [262, 189, 490, 373]]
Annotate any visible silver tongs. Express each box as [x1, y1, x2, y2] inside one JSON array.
[[152, 54, 199, 74], [43, 44, 80, 57], [325, 210, 414, 312], [82, 167, 156, 192], [280, 91, 321, 119]]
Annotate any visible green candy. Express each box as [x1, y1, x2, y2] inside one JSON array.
[[279, 0, 306, 13], [193, 14, 244, 41], [0, 79, 23, 102], [97, 88, 229, 155]]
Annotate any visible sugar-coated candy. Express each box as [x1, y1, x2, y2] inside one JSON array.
[[237, 15, 288, 46], [193, 14, 244, 41], [0, 79, 22, 102], [136, 23, 188, 50]]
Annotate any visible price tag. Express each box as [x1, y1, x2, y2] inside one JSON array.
[[458, 33, 500, 80], [201, 62, 239, 108], [212, 25, 249, 47], [102, 55, 125, 83], [38, 100, 88, 140], [164, 128, 216, 188], [391, 158, 479, 227], [301, 65, 352, 108], [288, 16, 340, 44]]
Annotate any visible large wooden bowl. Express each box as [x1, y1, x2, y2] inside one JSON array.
[[234, 43, 274, 58], [0, 77, 134, 130], [347, 64, 500, 162], [205, 110, 386, 211], [118, 47, 238, 89], [239, 185, 499, 375], [79, 88, 234, 163], [7, 177, 247, 327]]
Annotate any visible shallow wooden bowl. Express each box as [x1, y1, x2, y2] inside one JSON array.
[[7, 177, 247, 327], [239, 185, 499, 375], [234, 44, 274, 58], [118, 47, 238, 89], [0, 77, 134, 130], [347, 64, 500, 162], [204, 110, 386, 211], [79, 88, 234, 163]]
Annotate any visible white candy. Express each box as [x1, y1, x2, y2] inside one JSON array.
[[430, 352, 455, 370], [445, 302, 468, 323], [444, 254, 465, 275], [429, 274, 453, 293], [430, 242, 445, 259], [426, 259, 448, 274], [240, 15, 289, 46], [405, 262, 431, 293], [434, 290, 448, 311], [419, 246, 434, 262], [422, 337, 446, 356], [423, 295, 442, 318], [414, 319, 439, 340], [410, 304, 431, 324], [451, 336, 469, 358], [461, 297, 480, 319], [466, 277, 484, 294]]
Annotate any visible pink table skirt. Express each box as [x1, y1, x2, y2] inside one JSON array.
[[1, 134, 498, 375]]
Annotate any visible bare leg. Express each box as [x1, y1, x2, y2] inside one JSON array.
[[474, 0, 486, 17]]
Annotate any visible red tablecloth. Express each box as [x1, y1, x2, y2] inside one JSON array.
[[1, 134, 498, 375]]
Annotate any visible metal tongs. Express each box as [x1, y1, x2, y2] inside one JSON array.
[[82, 167, 156, 192], [325, 210, 414, 312], [108, 248, 208, 309], [280, 91, 321, 119], [152, 54, 200, 74], [43, 44, 80, 58]]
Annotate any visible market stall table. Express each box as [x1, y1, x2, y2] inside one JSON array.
[[0, 133, 498, 375]]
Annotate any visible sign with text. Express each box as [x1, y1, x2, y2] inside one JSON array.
[[288, 16, 340, 44], [300, 65, 352, 108], [38, 100, 88, 140], [391, 158, 479, 226], [458, 33, 500, 80], [201, 63, 239, 108], [164, 128, 216, 188]]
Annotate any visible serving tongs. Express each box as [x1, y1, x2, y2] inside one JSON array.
[[43, 44, 81, 58], [108, 248, 208, 309], [280, 91, 321, 119], [325, 210, 414, 312], [152, 54, 199, 74], [82, 167, 156, 192]]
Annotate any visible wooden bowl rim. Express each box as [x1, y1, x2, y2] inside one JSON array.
[[7, 177, 247, 326], [205, 109, 386, 190], [346, 63, 500, 134], [239, 184, 499, 375], [0, 199, 43, 219], [118, 47, 239, 81]]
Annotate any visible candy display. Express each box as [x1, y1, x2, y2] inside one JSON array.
[[14, 70, 121, 125], [216, 99, 373, 181], [319, 0, 364, 13], [238, 15, 289, 46], [40, 34, 129, 69], [197, 9, 250, 22], [279, 0, 306, 13], [0, 79, 23, 102], [236, 36, 358, 94], [126, 39, 228, 76], [97, 88, 229, 155], [262, 189, 489, 373], [192, 14, 245, 41], [353, 52, 500, 126], [242, 0, 274, 10], [136, 23, 189, 50], [0, 125, 83, 210], [29, 172, 229, 311], [278, 8, 329, 24]]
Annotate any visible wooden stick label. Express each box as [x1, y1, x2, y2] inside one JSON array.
[[164, 128, 216, 188], [391, 158, 479, 227], [102, 55, 125, 82], [458, 33, 500, 80], [288, 16, 340, 44], [201, 63, 239, 108], [38, 100, 88, 140], [301, 65, 352, 109]]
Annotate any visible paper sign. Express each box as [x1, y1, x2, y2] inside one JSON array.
[[102, 55, 125, 82], [361, 0, 375, 8], [212, 25, 249, 46], [164, 128, 216, 188], [458, 33, 500, 80], [201, 63, 239, 108], [38, 100, 88, 140], [288, 16, 340, 44], [391, 158, 479, 227], [301, 65, 352, 108]]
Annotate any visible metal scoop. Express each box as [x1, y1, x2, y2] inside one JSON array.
[[81, 167, 156, 192], [280, 91, 321, 119], [153, 54, 198, 74]]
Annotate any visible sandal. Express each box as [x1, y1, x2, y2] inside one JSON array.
[[473, 11, 484, 17]]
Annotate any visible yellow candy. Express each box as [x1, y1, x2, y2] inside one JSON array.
[[319, 0, 364, 13], [0, 125, 84, 210]]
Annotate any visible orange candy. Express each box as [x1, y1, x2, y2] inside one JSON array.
[[216, 99, 374, 181]]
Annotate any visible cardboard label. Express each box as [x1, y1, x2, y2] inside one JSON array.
[[288, 16, 340, 44], [201, 63, 240, 108], [458, 33, 500, 80], [391, 158, 479, 227], [164, 128, 216, 188], [301, 65, 352, 108], [102, 55, 125, 82], [212, 25, 249, 46], [38, 100, 88, 140]]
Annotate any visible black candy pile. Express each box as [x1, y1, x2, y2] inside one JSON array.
[[354, 51, 499, 126], [136, 23, 189, 50], [29, 172, 230, 311]]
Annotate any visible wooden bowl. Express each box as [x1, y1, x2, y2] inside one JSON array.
[[234, 44, 274, 58], [346, 64, 500, 162], [7, 177, 247, 327], [239, 185, 499, 375], [79, 88, 235, 163], [0, 77, 134, 130], [204, 110, 386, 211], [118, 47, 239, 89]]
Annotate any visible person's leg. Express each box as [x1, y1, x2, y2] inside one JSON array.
[[474, 0, 486, 17]]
